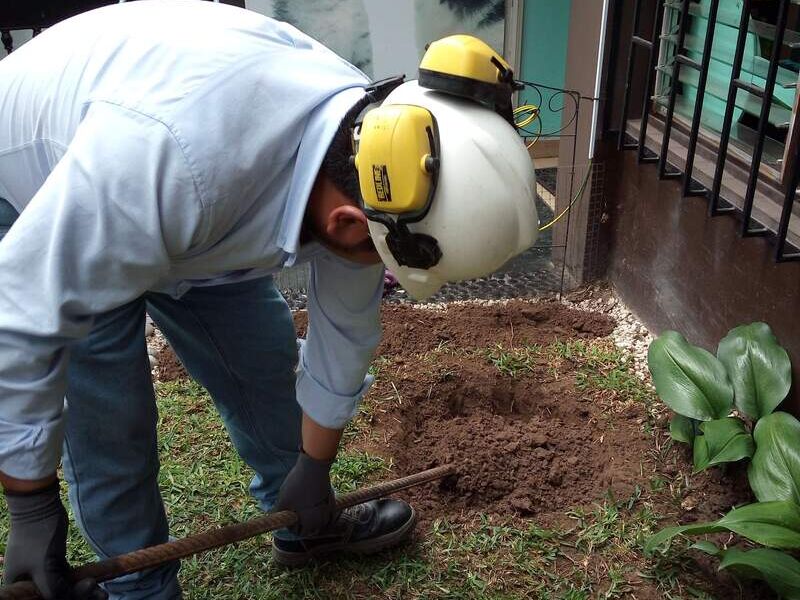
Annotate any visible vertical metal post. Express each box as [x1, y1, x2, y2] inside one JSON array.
[[617, 0, 645, 150], [740, 0, 789, 236], [775, 159, 800, 261], [709, 0, 751, 215], [657, 0, 691, 179], [637, 0, 666, 163], [558, 91, 582, 299], [681, 0, 720, 197]]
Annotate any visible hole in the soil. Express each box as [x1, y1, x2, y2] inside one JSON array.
[[445, 385, 523, 417], [490, 386, 518, 415], [439, 473, 459, 491]]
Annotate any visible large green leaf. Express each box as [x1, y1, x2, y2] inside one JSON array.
[[717, 323, 791, 420], [716, 501, 800, 549], [645, 501, 800, 554], [644, 522, 724, 554], [749, 412, 800, 503], [719, 548, 800, 600], [670, 413, 697, 444], [692, 418, 754, 472], [648, 331, 733, 421], [690, 540, 721, 556]]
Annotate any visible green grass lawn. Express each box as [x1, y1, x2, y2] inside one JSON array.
[[0, 344, 734, 599]]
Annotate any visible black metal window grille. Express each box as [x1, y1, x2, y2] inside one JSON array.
[[617, 0, 800, 262]]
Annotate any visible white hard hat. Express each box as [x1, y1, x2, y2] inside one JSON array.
[[355, 81, 538, 300]]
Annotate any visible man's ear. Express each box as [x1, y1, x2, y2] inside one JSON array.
[[325, 205, 370, 248]]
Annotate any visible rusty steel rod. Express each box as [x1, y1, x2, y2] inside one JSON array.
[[0, 464, 454, 600]]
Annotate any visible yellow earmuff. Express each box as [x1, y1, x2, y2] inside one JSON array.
[[353, 104, 439, 215], [418, 34, 520, 124]]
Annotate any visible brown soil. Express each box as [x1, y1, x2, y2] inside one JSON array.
[[365, 351, 650, 524], [158, 299, 768, 597], [155, 347, 188, 383], [295, 300, 615, 358], [158, 300, 750, 524]]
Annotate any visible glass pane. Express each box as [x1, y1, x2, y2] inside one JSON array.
[[656, 0, 800, 167]]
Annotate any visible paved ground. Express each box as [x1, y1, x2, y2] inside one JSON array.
[[537, 166, 557, 196]]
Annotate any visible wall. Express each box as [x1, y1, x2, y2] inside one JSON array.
[[549, 0, 607, 288], [599, 0, 800, 413], [244, 0, 506, 80], [518, 0, 571, 137], [600, 143, 800, 413]]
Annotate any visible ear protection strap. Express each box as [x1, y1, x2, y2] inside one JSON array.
[[364, 75, 406, 104]]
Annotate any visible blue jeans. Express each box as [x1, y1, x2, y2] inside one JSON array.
[[0, 199, 301, 599]]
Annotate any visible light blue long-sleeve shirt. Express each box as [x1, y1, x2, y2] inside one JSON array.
[[0, 0, 384, 480]]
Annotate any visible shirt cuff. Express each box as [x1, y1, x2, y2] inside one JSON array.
[[295, 341, 374, 429], [0, 415, 64, 480]]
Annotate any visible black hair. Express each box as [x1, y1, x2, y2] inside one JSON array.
[[319, 95, 374, 204]]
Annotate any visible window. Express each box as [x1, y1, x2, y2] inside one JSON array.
[[655, 0, 800, 183], [617, 0, 800, 261]]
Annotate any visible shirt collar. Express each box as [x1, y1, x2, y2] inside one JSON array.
[[277, 85, 367, 264]]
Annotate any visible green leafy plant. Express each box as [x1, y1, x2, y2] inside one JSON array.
[[646, 322, 799, 598], [648, 323, 791, 474], [692, 417, 754, 473], [718, 323, 792, 420]]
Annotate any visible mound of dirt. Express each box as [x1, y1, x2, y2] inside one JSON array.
[[364, 346, 651, 525]]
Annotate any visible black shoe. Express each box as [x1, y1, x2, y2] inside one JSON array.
[[272, 499, 416, 567]]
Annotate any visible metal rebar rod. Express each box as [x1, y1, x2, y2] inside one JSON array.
[[0, 464, 454, 600]]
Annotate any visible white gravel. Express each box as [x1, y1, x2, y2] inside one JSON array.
[[563, 288, 654, 382]]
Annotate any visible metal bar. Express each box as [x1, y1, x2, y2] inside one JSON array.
[[602, 0, 624, 137], [732, 78, 766, 99], [637, 0, 666, 164], [0, 465, 455, 600], [775, 158, 800, 261], [740, 0, 790, 237], [617, 0, 645, 150], [632, 35, 654, 48], [681, 0, 719, 198], [709, 0, 752, 215], [558, 90, 582, 300], [675, 54, 701, 70], [657, 0, 691, 179]]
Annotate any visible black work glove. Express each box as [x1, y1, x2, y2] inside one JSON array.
[[4, 481, 107, 600], [273, 451, 336, 537]]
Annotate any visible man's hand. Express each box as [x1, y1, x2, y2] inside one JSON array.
[[3, 481, 107, 600], [273, 451, 336, 537]]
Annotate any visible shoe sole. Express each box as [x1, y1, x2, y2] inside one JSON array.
[[272, 507, 418, 567]]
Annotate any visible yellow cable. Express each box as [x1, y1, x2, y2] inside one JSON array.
[[537, 160, 593, 232], [525, 115, 543, 149], [513, 104, 542, 149], [513, 104, 539, 129]]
